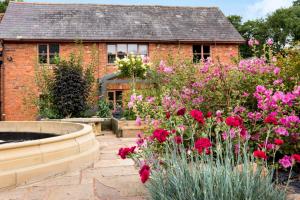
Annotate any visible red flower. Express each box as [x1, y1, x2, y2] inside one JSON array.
[[152, 129, 170, 143], [225, 116, 243, 127], [118, 146, 136, 159], [264, 112, 278, 125], [177, 108, 186, 116], [190, 110, 205, 125], [195, 138, 212, 154], [274, 139, 284, 145], [166, 112, 171, 119], [292, 154, 300, 163], [206, 111, 213, 118], [174, 136, 183, 144], [253, 150, 267, 160], [139, 164, 150, 183]]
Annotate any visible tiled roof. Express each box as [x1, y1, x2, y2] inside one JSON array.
[[0, 2, 244, 43]]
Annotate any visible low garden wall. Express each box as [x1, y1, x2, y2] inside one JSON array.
[[111, 118, 146, 138], [0, 121, 100, 190]]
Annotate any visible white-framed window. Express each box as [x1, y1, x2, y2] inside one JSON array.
[[107, 44, 148, 64]]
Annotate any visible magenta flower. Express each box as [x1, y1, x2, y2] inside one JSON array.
[[273, 79, 282, 85], [273, 67, 280, 75], [275, 127, 289, 136], [135, 117, 142, 126], [266, 38, 273, 46], [279, 155, 292, 168], [280, 116, 300, 128]]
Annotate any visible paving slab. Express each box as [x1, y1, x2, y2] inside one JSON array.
[[0, 131, 146, 200]]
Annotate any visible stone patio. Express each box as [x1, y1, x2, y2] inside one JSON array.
[[0, 131, 146, 200]]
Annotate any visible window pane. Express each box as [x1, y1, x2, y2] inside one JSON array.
[[39, 55, 47, 64], [116, 100, 123, 108], [108, 54, 116, 64], [193, 45, 201, 54], [193, 54, 202, 63], [116, 91, 122, 101], [108, 101, 114, 110], [139, 45, 148, 55], [203, 46, 210, 54], [203, 54, 210, 60], [49, 44, 59, 54], [107, 45, 116, 54], [107, 92, 114, 101], [128, 44, 138, 55], [117, 44, 127, 59], [38, 44, 47, 54]]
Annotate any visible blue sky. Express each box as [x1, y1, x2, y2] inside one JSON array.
[[24, 0, 294, 21]]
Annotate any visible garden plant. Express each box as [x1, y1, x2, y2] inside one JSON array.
[[117, 40, 300, 199]]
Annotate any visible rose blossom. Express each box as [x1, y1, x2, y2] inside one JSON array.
[[174, 136, 183, 144], [139, 164, 150, 183], [152, 129, 169, 143], [118, 146, 136, 159], [195, 138, 212, 154], [274, 139, 284, 145], [190, 110, 205, 125], [253, 150, 267, 160], [279, 155, 292, 168], [292, 154, 300, 163], [225, 116, 243, 127], [177, 108, 186, 116]]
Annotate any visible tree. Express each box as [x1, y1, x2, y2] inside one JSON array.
[[227, 2, 300, 58], [0, 0, 22, 13]]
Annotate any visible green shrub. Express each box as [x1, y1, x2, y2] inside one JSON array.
[[97, 98, 111, 118]]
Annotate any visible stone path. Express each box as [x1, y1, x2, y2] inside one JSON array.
[[0, 131, 146, 200]]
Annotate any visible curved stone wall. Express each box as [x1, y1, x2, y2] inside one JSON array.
[[0, 121, 100, 189]]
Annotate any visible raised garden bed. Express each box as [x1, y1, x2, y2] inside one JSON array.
[[111, 117, 146, 138]]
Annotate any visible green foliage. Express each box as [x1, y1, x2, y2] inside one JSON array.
[[147, 143, 285, 200], [35, 44, 97, 119], [97, 98, 111, 118], [227, 2, 300, 57], [51, 54, 94, 118], [123, 108, 136, 120], [0, 0, 22, 13]]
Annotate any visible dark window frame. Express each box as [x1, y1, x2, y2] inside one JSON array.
[[38, 44, 60, 64], [107, 43, 148, 64], [193, 45, 210, 63], [107, 90, 123, 110]]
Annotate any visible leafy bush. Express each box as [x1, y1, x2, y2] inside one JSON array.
[[97, 98, 111, 118], [51, 54, 94, 118]]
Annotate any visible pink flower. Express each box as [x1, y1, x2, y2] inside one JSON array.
[[135, 117, 142, 126], [280, 115, 299, 128], [273, 79, 283, 85], [264, 112, 278, 125], [130, 94, 137, 102], [136, 138, 144, 147], [137, 95, 143, 101], [273, 67, 280, 75], [292, 86, 300, 97], [190, 110, 205, 125], [146, 96, 155, 103], [225, 116, 243, 127], [128, 101, 134, 108], [275, 127, 289, 136], [248, 112, 262, 121], [292, 154, 300, 163], [118, 146, 136, 159], [248, 39, 254, 47], [174, 136, 183, 144], [178, 125, 186, 132], [279, 155, 292, 168], [152, 129, 169, 143], [139, 165, 150, 183], [195, 138, 212, 154], [274, 139, 284, 145], [254, 39, 259, 45], [253, 150, 267, 160], [266, 38, 273, 46]]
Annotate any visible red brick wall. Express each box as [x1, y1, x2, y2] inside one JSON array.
[[1, 42, 239, 120]]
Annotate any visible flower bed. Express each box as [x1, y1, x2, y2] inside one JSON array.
[[115, 41, 299, 199]]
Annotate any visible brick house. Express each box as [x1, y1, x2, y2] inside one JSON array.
[[0, 2, 244, 121]]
